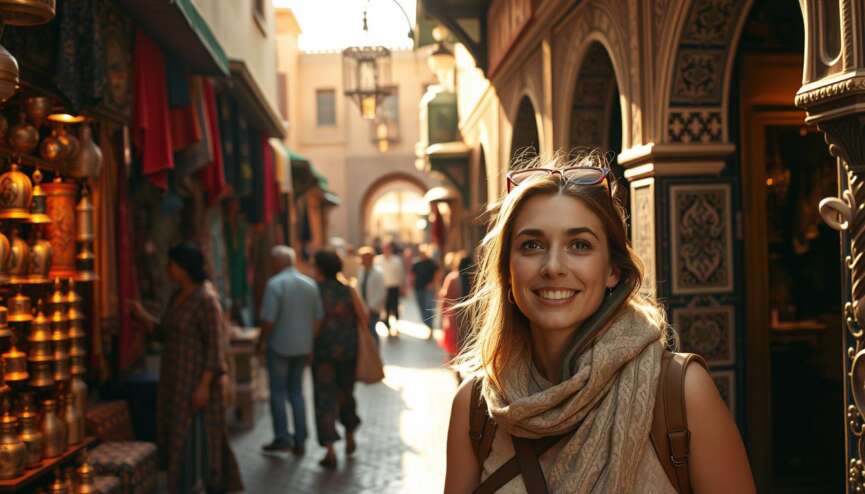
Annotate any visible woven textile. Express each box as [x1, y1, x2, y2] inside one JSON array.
[[481, 305, 677, 493], [89, 441, 157, 494], [85, 401, 134, 442], [93, 475, 122, 494]]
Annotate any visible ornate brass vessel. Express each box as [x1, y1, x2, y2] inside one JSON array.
[[24, 96, 50, 129], [39, 129, 63, 163], [69, 123, 102, 179], [41, 399, 65, 458], [28, 306, 53, 389], [0, 163, 33, 220], [0, 302, 10, 348], [0, 45, 18, 105], [7, 290, 31, 323], [0, 228, 10, 285], [8, 119, 36, 155], [48, 472, 67, 494], [2, 337, 28, 386], [0, 398, 25, 479], [51, 316, 69, 384], [6, 228, 28, 283], [0, 0, 56, 26], [44, 179, 76, 279], [27, 229, 52, 284], [48, 278, 66, 314], [74, 453, 95, 494], [62, 391, 80, 446], [18, 392, 43, 468], [28, 169, 51, 224]]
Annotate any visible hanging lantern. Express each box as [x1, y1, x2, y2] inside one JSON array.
[[0, 0, 55, 26], [0, 44, 17, 105], [342, 9, 392, 120]]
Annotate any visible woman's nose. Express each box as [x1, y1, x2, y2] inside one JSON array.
[[541, 247, 567, 278]]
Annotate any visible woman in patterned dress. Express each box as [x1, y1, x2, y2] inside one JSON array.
[[132, 244, 242, 493], [311, 249, 365, 469]]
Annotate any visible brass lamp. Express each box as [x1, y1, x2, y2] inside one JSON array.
[[0, 162, 33, 220]]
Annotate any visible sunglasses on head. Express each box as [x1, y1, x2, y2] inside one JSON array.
[[506, 166, 611, 194]]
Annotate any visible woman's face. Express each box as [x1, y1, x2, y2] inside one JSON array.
[[166, 260, 185, 284], [508, 193, 619, 336]]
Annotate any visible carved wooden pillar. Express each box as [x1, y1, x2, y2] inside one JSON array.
[[796, 1, 865, 492]]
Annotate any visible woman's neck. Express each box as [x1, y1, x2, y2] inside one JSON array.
[[529, 325, 576, 384]]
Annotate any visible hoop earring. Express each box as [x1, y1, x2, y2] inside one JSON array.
[[507, 287, 515, 304]]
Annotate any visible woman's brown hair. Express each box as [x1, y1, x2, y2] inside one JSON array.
[[455, 151, 673, 394]]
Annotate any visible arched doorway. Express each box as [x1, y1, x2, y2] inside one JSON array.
[[733, 3, 842, 491], [568, 42, 625, 211], [361, 175, 429, 247], [510, 96, 540, 165]]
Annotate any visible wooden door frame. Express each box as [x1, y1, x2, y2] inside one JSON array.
[[738, 52, 808, 490]]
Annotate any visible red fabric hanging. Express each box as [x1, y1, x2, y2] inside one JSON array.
[[133, 30, 174, 190], [200, 78, 227, 202], [117, 155, 145, 372]]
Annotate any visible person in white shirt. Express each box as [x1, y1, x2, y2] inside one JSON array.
[[376, 242, 405, 337], [357, 246, 386, 345]]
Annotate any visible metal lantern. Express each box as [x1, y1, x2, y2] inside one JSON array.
[[342, 10, 392, 120], [0, 0, 55, 26], [0, 44, 17, 104]]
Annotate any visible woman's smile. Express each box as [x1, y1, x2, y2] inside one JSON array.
[[533, 287, 579, 304]]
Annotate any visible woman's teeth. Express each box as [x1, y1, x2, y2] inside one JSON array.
[[537, 289, 576, 300]]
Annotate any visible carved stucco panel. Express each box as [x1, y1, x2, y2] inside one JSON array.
[[670, 183, 734, 294], [672, 305, 736, 366], [631, 179, 656, 297]]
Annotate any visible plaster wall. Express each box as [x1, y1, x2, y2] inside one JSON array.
[[196, 0, 279, 114]]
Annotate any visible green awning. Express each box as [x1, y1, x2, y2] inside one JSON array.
[[288, 151, 339, 206], [116, 0, 229, 75]]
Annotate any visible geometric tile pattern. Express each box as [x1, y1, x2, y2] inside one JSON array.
[[668, 109, 723, 143], [673, 305, 735, 366], [631, 181, 656, 297], [670, 184, 734, 294]]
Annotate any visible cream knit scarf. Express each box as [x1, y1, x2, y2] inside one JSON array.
[[481, 305, 677, 493]]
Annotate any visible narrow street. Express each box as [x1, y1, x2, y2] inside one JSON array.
[[229, 296, 457, 494]]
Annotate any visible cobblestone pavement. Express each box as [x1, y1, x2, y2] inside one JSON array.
[[229, 295, 458, 494]]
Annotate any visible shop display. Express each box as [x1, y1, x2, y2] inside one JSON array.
[[0, 399, 26, 479], [18, 391, 44, 468]]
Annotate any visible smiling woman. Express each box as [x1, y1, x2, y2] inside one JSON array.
[[443, 153, 755, 494]]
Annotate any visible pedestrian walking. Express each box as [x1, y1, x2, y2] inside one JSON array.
[[411, 244, 440, 335], [131, 243, 243, 494], [258, 246, 324, 456], [376, 241, 404, 337], [357, 246, 386, 345], [311, 250, 363, 469], [444, 154, 755, 493], [439, 253, 474, 372]]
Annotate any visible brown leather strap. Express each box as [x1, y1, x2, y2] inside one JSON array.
[[473, 433, 566, 494], [469, 377, 497, 465], [512, 436, 549, 493], [650, 352, 708, 494]]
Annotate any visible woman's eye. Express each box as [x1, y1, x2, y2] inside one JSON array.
[[521, 239, 543, 251], [570, 239, 592, 251]]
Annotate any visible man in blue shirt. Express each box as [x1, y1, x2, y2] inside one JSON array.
[[259, 246, 323, 454]]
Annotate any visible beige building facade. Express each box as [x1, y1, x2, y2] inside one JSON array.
[[276, 8, 439, 248]]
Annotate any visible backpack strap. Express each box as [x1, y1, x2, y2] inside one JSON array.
[[650, 352, 708, 494], [469, 377, 496, 466]]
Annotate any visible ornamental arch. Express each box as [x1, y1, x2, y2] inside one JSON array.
[[359, 173, 429, 246], [509, 95, 542, 165]]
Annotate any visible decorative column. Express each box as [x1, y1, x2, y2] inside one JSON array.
[[795, 2, 865, 492]]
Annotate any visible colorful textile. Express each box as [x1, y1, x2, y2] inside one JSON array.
[[201, 78, 227, 202], [88, 441, 158, 494], [438, 271, 465, 357], [312, 279, 360, 446], [243, 128, 264, 223], [117, 151, 144, 373], [174, 77, 211, 177], [133, 30, 174, 190], [54, 0, 105, 111], [156, 282, 242, 493]]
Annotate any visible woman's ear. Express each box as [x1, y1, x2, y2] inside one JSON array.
[[606, 265, 621, 288]]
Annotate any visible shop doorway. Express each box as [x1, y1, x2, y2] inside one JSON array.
[[739, 55, 844, 492]]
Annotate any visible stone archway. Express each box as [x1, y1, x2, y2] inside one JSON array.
[[360, 173, 429, 246], [509, 95, 541, 164]]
